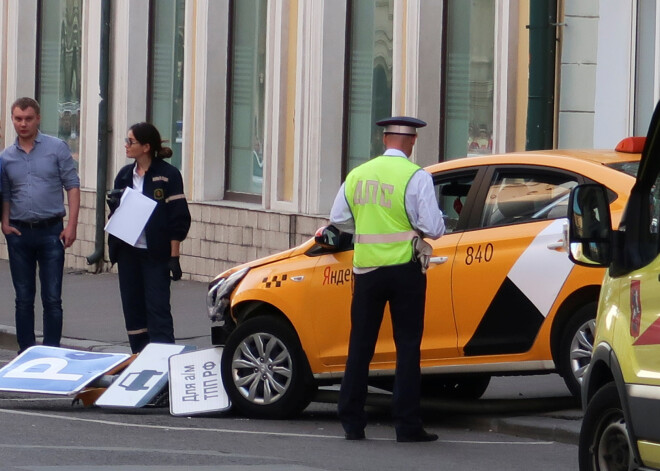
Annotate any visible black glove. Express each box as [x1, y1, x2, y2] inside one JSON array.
[[168, 256, 182, 281], [106, 189, 124, 212]]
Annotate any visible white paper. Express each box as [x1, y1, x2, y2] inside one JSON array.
[[104, 187, 157, 246]]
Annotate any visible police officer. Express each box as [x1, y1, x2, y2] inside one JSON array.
[[107, 122, 191, 353], [330, 116, 445, 442]]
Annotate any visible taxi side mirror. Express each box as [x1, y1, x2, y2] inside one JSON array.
[[314, 225, 343, 249], [567, 184, 613, 267]]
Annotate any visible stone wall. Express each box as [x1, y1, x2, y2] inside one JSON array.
[[0, 188, 329, 283]]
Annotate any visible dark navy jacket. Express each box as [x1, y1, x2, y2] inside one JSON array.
[[108, 158, 191, 263]]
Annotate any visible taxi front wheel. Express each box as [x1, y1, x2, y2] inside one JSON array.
[[578, 382, 635, 471], [221, 316, 317, 419]]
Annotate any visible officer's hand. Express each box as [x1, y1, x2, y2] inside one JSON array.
[[106, 189, 124, 212], [168, 256, 182, 281]]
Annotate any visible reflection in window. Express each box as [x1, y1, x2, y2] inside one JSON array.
[[345, 0, 394, 172], [480, 171, 578, 228], [227, 0, 267, 198], [444, 0, 495, 160], [434, 172, 477, 233], [650, 175, 660, 235], [38, 0, 82, 162], [148, 0, 185, 169]]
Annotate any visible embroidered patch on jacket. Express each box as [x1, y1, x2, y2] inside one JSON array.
[[153, 176, 169, 182], [154, 188, 165, 200]]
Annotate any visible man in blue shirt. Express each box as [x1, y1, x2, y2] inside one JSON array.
[[1, 97, 80, 353]]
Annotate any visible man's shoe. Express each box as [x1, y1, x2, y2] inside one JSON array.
[[396, 429, 438, 443], [345, 430, 366, 441]]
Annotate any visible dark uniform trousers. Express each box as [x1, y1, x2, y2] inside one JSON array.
[[116, 244, 174, 353], [338, 261, 426, 436]]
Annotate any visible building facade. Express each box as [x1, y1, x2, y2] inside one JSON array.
[[0, 0, 656, 281]]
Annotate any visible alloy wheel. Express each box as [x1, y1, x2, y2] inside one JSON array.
[[230, 332, 293, 405], [569, 318, 596, 388]]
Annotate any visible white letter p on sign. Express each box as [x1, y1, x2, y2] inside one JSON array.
[[4, 358, 83, 382]]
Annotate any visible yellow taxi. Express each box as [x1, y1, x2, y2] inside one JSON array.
[[208, 143, 641, 419], [569, 105, 660, 469]]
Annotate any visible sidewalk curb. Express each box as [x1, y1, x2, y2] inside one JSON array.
[[0, 324, 131, 353], [473, 415, 581, 445], [0, 325, 17, 351]]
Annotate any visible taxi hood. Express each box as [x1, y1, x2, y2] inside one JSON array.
[[209, 237, 315, 283]]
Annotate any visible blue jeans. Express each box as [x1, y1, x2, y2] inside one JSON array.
[[5, 221, 65, 352]]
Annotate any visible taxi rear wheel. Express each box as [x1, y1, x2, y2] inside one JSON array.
[[578, 382, 635, 471], [559, 303, 596, 397], [221, 316, 316, 419]]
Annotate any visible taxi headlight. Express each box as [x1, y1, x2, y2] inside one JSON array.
[[207, 267, 250, 321]]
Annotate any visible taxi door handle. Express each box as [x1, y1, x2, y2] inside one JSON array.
[[547, 240, 565, 251], [429, 256, 449, 265]]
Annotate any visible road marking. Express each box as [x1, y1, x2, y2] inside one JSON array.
[[0, 443, 237, 456], [0, 407, 554, 445], [0, 397, 71, 402]]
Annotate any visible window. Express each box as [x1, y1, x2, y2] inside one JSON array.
[[480, 170, 578, 228], [37, 0, 82, 162], [147, 0, 185, 169], [344, 0, 394, 173], [434, 171, 477, 233], [443, 0, 495, 160], [634, 0, 656, 136], [226, 0, 267, 199]]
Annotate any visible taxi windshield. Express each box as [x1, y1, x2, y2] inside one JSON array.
[[607, 161, 639, 178]]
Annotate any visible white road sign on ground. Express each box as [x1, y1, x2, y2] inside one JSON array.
[[169, 347, 230, 416], [0, 346, 130, 395], [96, 343, 194, 408]]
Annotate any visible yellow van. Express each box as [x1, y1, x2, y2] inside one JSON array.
[[568, 106, 660, 469]]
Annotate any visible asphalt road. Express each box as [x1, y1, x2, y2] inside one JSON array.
[[0, 390, 578, 471], [0, 348, 581, 470]]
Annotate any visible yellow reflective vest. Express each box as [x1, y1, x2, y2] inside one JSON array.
[[345, 156, 421, 268]]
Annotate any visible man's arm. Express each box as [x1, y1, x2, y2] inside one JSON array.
[[60, 187, 80, 248], [408, 171, 445, 240], [329, 183, 355, 233]]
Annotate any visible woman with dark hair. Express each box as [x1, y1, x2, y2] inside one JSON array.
[[107, 122, 191, 353]]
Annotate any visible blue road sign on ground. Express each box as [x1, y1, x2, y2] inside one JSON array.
[[0, 346, 130, 395]]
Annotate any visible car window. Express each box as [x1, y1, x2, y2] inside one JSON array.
[[480, 170, 578, 228], [650, 178, 660, 236], [434, 172, 477, 233], [607, 161, 639, 178]]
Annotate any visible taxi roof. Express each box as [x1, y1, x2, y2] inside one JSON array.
[[425, 148, 641, 173]]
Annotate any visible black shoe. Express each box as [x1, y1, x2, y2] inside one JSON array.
[[396, 429, 438, 443], [345, 430, 366, 441]]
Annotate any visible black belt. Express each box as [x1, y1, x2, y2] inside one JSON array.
[[10, 217, 63, 229]]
